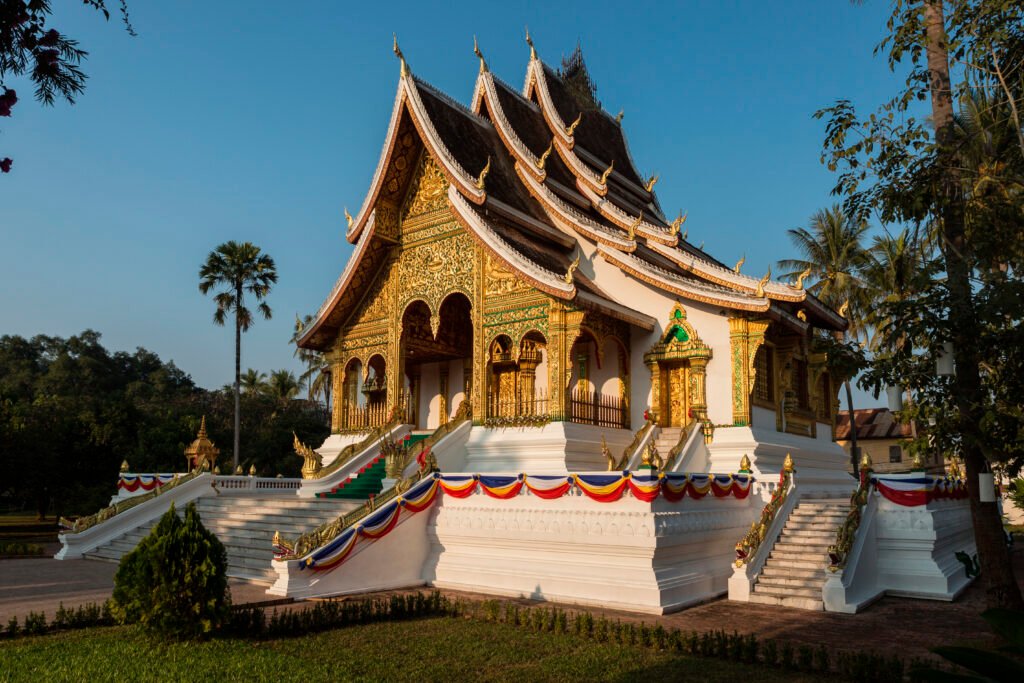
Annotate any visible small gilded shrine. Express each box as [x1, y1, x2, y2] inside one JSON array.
[[296, 38, 846, 458], [184, 416, 220, 472]]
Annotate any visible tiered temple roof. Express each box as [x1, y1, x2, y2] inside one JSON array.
[[299, 39, 846, 350]]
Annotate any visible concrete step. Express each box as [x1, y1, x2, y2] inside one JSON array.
[[762, 557, 822, 571], [783, 519, 845, 532], [753, 583, 822, 600], [756, 575, 827, 590], [769, 549, 827, 563], [780, 529, 835, 541], [759, 565, 823, 581], [748, 593, 823, 611]]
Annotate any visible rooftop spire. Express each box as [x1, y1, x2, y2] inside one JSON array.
[[525, 26, 536, 60], [473, 35, 487, 73], [393, 34, 408, 77]]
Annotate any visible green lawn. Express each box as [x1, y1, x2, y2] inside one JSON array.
[[0, 616, 828, 682]]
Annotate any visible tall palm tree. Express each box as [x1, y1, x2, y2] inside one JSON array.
[[266, 369, 302, 403], [240, 368, 268, 395], [861, 228, 929, 352], [199, 241, 277, 469], [778, 204, 869, 473]]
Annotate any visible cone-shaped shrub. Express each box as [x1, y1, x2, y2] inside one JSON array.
[[110, 502, 230, 639]]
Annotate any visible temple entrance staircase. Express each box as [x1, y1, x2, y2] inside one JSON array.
[[748, 498, 848, 610], [652, 427, 683, 462], [315, 432, 432, 500], [84, 496, 361, 583]]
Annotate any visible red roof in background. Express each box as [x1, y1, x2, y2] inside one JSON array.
[[835, 408, 913, 441]]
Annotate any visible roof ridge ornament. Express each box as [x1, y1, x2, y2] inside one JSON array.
[[473, 35, 487, 74], [565, 112, 582, 136], [627, 211, 642, 241], [755, 266, 771, 297], [838, 299, 850, 319], [599, 159, 615, 185], [670, 211, 687, 236], [344, 207, 353, 230], [393, 34, 408, 77], [734, 255, 745, 273], [475, 155, 491, 191], [644, 174, 659, 193], [536, 140, 553, 170], [791, 267, 811, 290], [615, 109, 624, 124], [564, 251, 581, 284], [525, 26, 537, 60], [796, 309, 808, 322]]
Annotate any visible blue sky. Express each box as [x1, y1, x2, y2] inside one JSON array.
[[0, 1, 905, 405]]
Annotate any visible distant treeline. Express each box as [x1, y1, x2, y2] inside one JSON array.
[[0, 331, 329, 518]]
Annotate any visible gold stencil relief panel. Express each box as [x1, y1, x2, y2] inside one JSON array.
[[485, 253, 532, 297], [402, 152, 448, 219], [396, 231, 475, 316]]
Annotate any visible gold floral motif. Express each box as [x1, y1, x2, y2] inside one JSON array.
[[402, 152, 448, 218], [485, 254, 532, 296]]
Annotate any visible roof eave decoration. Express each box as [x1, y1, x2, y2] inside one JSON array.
[[300, 212, 379, 349], [646, 241, 809, 303], [598, 245, 771, 313], [513, 161, 637, 253], [575, 180, 678, 246], [475, 71, 546, 182], [345, 63, 488, 245], [448, 186, 576, 300]]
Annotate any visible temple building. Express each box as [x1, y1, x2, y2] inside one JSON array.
[[297, 38, 848, 476], [59, 38, 974, 616]]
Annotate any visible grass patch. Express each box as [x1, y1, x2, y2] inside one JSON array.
[[0, 617, 826, 682], [0, 541, 44, 558]]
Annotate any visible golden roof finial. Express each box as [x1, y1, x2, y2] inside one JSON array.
[[197, 415, 208, 438], [627, 211, 643, 241], [644, 174, 659, 193], [599, 159, 614, 185], [792, 267, 811, 290], [734, 255, 745, 273], [783, 452, 795, 473], [615, 109, 624, 124], [699, 241, 705, 250], [739, 454, 751, 472], [393, 34, 408, 77], [473, 35, 487, 73], [838, 299, 850, 319], [344, 207, 353, 229], [565, 112, 582, 136], [796, 309, 808, 322], [475, 155, 491, 191], [536, 140, 553, 170], [670, 211, 686, 236], [525, 26, 536, 60], [755, 266, 771, 297], [564, 252, 580, 284]]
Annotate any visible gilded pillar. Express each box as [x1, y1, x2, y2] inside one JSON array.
[[728, 317, 769, 426], [689, 356, 708, 420], [330, 357, 345, 433], [439, 367, 449, 426], [547, 303, 584, 421], [645, 359, 661, 425]]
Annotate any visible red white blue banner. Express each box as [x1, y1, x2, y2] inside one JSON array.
[[873, 475, 968, 506], [117, 474, 176, 492]]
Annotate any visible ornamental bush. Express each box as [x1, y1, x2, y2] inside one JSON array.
[[110, 502, 230, 639]]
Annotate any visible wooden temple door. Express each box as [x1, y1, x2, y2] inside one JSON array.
[[658, 362, 690, 427]]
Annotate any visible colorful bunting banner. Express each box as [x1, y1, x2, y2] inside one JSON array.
[[873, 476, 967, 506], [117, 474, 176, 492]]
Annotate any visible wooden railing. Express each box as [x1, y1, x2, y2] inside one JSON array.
[[568, 389, 628, 429], [338, 392, 413, 433]]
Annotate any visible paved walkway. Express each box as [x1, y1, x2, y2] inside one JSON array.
[[2, 543, 1020, 663], [0, 557, 273, 623]]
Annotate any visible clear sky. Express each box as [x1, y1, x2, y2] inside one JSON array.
[[1, 1, 905, 406]]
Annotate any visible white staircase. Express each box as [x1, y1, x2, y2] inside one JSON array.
[[748, 498, 847, 610], [84, 496, 360, 583], [653, 427, 683, 462]]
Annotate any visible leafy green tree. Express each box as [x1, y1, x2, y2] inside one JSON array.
[[0, 1, 134, 173], [198, 241, 277, 470], [292, 314, 331, 408], [266, 369, 302, 403], [817, 0, 1024, 609]]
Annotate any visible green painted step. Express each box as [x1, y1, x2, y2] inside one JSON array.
[[317, 431, 434, 501]]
